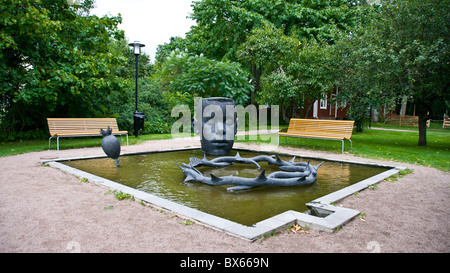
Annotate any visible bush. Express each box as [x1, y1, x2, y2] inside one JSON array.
[[114, 78, 172, 134]]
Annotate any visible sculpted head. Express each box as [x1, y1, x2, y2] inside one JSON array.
[[193, 97, 237, 156]]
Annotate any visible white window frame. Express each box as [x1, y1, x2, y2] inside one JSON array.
[[320, 94, 327, 109]]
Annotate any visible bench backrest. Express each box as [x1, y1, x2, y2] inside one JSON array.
[[47, 118, 122, 136], [444, 119, 450, 129], [287, 118, 355, 139]]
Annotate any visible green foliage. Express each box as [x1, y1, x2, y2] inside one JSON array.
[[4, 0, 446, 149], [324, 6, 400, 131], [236, 22, 301, 105], [333, 0, 450, 141], [179, 0, 361, 61], [180, 220, 195, 226], [0, 0, 127, 140], [381, 0, 450, 146], [155, 0, 363, 109], [260, 71, 302, 123], [0, 0, 160, 140], [287, 38, 337, 119], [156, 50, 252, 106], [113, 77, 172, 134], [106, 190, 134, 201], [237, 22, 300, 71]]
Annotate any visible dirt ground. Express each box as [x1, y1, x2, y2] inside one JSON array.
[[0, 136, 448, 253]]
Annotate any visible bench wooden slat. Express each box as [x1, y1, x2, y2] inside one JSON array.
[[47, 118, 128, 150], [279, 118, 355, 153], [279, 132, 349, 140], [47, 118, 124, 135]]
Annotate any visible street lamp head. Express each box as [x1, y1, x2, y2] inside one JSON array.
[[128, 41, 145, 56]]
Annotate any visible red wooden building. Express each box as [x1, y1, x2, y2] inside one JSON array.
[[299, 88, 351, 120]]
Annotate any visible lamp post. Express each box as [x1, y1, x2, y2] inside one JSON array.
[[128, 41, 147, 138]]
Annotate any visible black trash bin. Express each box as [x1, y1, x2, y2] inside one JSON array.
[[133, 111, 147, 137]]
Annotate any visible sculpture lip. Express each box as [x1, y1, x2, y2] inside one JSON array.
[[211, 141, 231, 146]]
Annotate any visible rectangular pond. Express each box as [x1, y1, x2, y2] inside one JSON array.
[[62, 149, 391, 226]]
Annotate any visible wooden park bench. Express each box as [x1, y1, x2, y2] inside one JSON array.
[[443, 118, 450, 129], [278, 118, 355, 154], [385, 114, 419, 126], [47, 118, 128, 150]]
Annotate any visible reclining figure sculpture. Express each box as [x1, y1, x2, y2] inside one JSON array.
[[176, 153, 323, 192]]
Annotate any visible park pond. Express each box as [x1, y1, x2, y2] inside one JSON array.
[[62, 149, 390, 226]]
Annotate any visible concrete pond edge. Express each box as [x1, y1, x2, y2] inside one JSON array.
[[42, 147, 405, 241]]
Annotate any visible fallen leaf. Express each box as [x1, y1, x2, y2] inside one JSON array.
[[291, 224, 301, 233], [291, 224, 310, 234]]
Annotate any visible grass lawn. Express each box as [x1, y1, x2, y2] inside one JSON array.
[[1, 122, 449, 172], [350, 129, 448, 171], [239, 122, 450, 172], [0, 133, 175, 157]]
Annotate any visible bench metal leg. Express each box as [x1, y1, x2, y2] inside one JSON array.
[[116, 134, 129, 146], [48, 136, 60, 150], [342, 139, 352, 154], [118, 134, 129, 146]]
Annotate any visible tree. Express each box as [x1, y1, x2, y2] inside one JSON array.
[[333, 0, 450, 142], [331, 11, 400, 131], [287, 38, 337, 119], [237, 22, 300, 104], [156, 50, 252, 107], [152, 0, 363, 127], [0, 0, 127, 140], [183, 0, 361, 61], [260, 69, 302, 123], [380, 0, 450, 146]]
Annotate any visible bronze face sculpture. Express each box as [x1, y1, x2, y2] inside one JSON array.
[[193, 97, 237, 156]]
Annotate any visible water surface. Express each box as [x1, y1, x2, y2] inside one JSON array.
[[64, 149, 388, 226]]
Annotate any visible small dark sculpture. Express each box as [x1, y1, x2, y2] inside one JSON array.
[[189, 152, 261, 168], [100, 126, 121, 167], [193, 97, 237, 156], [177, 153, 323, 192]]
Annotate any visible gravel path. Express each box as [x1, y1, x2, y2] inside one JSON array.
[[0, 137, 448, 253]]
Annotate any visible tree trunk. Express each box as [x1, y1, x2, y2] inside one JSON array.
[[400, 95, 408, 116], [418, 113, 428, 146], [355, 118, 363, 132], [250, 63, 262, 105], [304, 103, 312, 119]]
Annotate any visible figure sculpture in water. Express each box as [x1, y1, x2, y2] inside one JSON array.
[[100, 126, 121, 167]]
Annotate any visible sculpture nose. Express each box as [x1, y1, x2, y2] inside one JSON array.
[[216, 122, 225, 135]]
